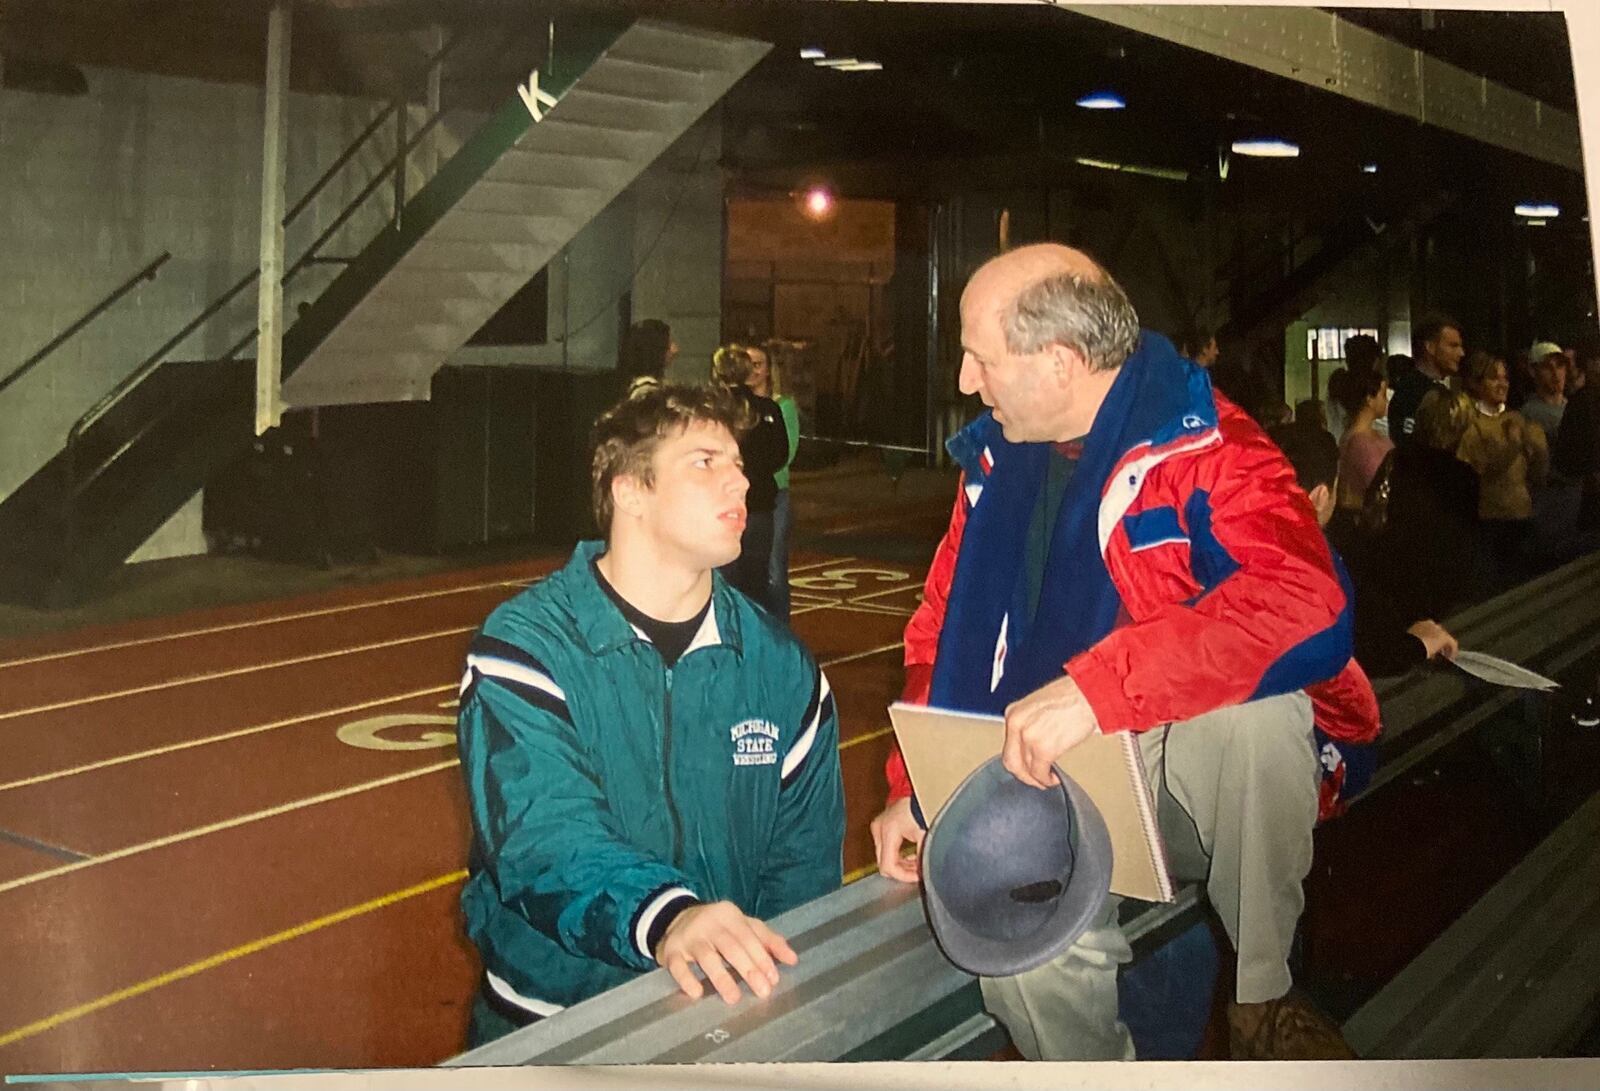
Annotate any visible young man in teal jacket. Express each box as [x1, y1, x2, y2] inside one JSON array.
[[457, 384, 845, 1045]]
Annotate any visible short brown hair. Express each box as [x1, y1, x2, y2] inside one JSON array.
[[1461, 350, 1504, 396], [590, 383, 750, 535]]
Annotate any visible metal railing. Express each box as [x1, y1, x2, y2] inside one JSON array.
[[60, 25, 474, 512], [0, 251, 171, 400]]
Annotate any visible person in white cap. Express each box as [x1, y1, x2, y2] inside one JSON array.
[[1521, 341, 1568, 443]]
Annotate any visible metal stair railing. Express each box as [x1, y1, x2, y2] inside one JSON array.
[[58, 25, 476, 528], [0, 251, 171, 400], [220, 88, 465, 361]]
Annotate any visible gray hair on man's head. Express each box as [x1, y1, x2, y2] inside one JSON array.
[[1000, 268, 1141, 372]]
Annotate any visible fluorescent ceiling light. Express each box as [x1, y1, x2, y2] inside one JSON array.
[[1515, 203, 1561, 218], [833, 61, 883, 72], [1231, 139, 1300, 158], [1076, 91, 1126, 110], [1074, 156, 1189, 183], [814, 57, 859, 68], [799, 47, 826, 59]]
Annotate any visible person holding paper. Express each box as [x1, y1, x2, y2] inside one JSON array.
[[1269, 422, 1459, 676], [869, 244, 1379, 1062], [456, 384, 844, 1046]]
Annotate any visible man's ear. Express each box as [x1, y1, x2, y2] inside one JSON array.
[[1308, 482, 1334, 526], [612, 473, 645, 520], [1048, 342, 1088, 382]]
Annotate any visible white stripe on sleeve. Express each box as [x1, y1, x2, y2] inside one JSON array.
[[782, 671, 830, 780], [633, 885, 698, 960], [465, 654, 567, 702]]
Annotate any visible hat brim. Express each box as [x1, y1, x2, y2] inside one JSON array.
[[922, 761, 1114, 978]]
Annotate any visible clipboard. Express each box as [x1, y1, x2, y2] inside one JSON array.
[[889, 701, 1174, 903]]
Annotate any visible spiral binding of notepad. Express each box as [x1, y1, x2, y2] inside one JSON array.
[[1118, 729, 1175, 902]]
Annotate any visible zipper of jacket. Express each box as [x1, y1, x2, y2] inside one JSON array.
[[661, 665, 686, 865]]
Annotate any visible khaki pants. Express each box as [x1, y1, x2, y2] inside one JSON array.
[[980, 690, 1320, 1060]]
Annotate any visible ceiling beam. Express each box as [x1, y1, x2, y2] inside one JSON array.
[[1059, 4, 1581, 172], [859, 1, 1581, 172]]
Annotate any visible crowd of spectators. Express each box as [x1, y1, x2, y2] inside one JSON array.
[[1240, 319, 1600, 679]]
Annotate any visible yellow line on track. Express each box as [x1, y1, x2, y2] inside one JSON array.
[[0, 869, 469, 1050], [0, 761, 459, 896], [788, 556, 855, 574], [0, 684, 456, 794], [830, 603, 916, 619], [0, 627, 474, 723], [840, 725, 894, 752], [848, 582, 924, 605]]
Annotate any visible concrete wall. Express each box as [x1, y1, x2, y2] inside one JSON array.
[[2, 65, 726, 566], [0, 65, 451, 561]]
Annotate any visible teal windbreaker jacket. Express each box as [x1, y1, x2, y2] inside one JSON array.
[[457, 542, 845, 1009]]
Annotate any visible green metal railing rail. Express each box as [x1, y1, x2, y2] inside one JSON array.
[[0, 251, 171, 400]]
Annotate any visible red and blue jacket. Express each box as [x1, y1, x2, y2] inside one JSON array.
[[887, 335, 1380, 821]]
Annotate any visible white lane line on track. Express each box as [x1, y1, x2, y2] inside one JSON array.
[[0, 703, 895, 895], [0, 557, 853, 672], [821, 642, 906, 669], [0, 684, 457, 794], [0, 627, 475, 723], [0, 760, 460, 897], [0, 577, 536, 672]]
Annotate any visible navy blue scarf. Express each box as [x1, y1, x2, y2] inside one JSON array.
[[929, 333, 1215, 713]]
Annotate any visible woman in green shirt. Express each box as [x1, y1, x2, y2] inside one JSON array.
[[748, 343, 799, 619]]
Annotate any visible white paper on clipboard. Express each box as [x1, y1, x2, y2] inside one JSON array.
[[1451, 650, 1559, 691]]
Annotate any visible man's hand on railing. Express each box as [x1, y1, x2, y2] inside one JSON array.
[[1407, 618, 1460, 661], [870, 797, 925, 883], [654, 901, 797, 1005]]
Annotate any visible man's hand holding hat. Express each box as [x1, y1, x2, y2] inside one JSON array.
[[1002, 674, 1101, 789]]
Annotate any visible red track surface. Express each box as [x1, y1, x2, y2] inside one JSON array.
[[0, 550, 923, 1075]]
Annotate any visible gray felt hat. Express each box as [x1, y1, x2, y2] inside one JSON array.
[[921, 756, 1113, 977]]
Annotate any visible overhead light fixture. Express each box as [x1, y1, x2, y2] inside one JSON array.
[[1516, 202, 1561, 218], [813, 57, 860, 68], [1361, 163, 1379, 174], [799, 47, 826, 60], [1076, 91, 1126, 110], [832, 61, 883, 72], [1074, 157, 1189, 183], [1231, 139, 1300, 158], [801, 186, 836, 220]]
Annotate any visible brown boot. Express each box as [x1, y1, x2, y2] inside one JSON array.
[[1228, 990, 1358, 1061]]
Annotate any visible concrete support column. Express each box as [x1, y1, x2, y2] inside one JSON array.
[[255, 0, 291, 435]]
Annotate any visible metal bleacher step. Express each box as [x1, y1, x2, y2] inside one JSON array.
[[1342, 790, 1600, 1058]]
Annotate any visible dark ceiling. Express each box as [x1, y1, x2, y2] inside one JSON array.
[[0, 1, 1587, 230]]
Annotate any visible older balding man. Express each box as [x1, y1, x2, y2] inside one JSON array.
[[870, 244, 1378, 1061]]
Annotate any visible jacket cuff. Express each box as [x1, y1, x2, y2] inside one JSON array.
[[1066, 653, 1140, 735], [635, 885, 701, 961]]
